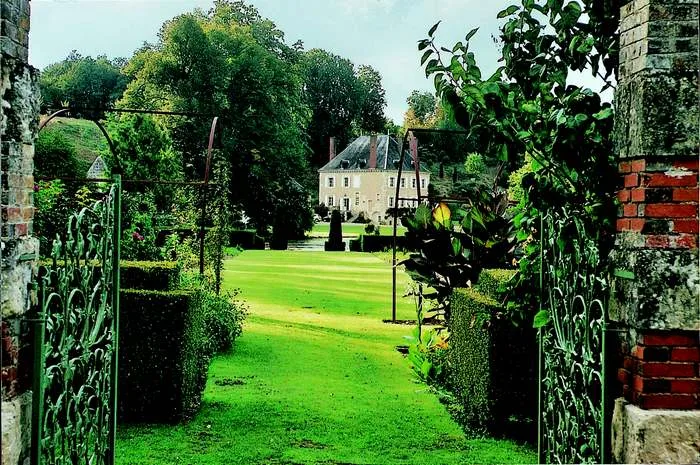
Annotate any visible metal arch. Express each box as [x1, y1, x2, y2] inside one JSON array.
[[199, 117, 220, 275], [38, 109, 123, 174]]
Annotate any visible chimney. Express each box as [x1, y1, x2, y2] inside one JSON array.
[[409, 132, 419, 166], [329, 137, 336, 161], [369, 135, 378, 169]]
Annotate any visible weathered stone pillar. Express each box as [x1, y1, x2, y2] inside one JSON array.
[[1, 1, 40, 464], [610, 0, 699, 463]]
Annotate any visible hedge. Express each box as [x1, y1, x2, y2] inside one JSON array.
[[118, 289, 209, 423], [229, 230, 265, 250], [38, 260, 180, 291], [448, 269, 537, 438], [120, 261, 180, 291], [355, 234, 413, 252]]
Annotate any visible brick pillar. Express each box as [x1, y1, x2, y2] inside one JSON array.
[[610, 1, 699, 463], [1, 1, 40, 464]]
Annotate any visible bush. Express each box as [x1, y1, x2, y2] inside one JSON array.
[[447, 269, 537, 438], [359, 234, 412, 252], [120, 261, 180, 291], [35, 128, 83, 178], [118, 289, 209, 422], [200, 288, 247, 353], [324, 210, 345, 251]]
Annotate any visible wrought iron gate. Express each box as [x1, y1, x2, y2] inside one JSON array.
[[537, 208, 607, 464], [31, 175, 121, 465]]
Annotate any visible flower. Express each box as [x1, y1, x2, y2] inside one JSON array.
[[132, 231, 144, 241]]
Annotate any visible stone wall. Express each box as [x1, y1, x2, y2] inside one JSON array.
[[610, 0, 699, 463], [1, 1, 39, 464]]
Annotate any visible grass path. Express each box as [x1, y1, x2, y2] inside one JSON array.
[[117, 251, 535, 465]]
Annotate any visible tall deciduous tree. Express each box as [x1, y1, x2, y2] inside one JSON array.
[[119, 6, 313, 235], [39, 51, 129, 113], [356, 65, 387, 133]]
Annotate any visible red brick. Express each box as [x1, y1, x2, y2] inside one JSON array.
[[630, 188, 645, 202], [645, 173, 698, 188], [619, 161, 632, 173], [631, 159, 646, 172], [623, 203, 638, 217], [624, 356, 637, 371], [618, 190, 631, 202], [671, 347, 700, 362], [638, 362, 695, 377], [624, 173, 639, 187], [617, 219, 631, 231], [673, 219, 699, 233], [618, 368, 631, 385], [670, 379, 700, 394], [674, 234, 698, 249], [645, 203, 698, 218], [1, 366, 17, 384], [629, 218, 645, 231], [638, 393, 696, 409], [673, 159, 700, 171], [646, 235, 670, 248], [673, 188, 699, 202], [643, 333, 699, 346], [21, 207, 33, 221]]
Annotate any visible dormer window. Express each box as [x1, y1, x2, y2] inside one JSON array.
[[392, 159, 400, 168], [340, 159, 350, 169]]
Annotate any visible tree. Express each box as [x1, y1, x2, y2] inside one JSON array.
[[405, 90, 436, 126], [39, 52, 129, 114], [119, 6, 313, 235], [302, 49, 361, 167], [356, 65, 387, 133], [34, 128, 82, 178]]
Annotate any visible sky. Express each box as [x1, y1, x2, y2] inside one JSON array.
[[30, 0, 513, 123]]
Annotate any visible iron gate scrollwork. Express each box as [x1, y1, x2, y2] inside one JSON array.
[[31, 175, 121, 465], [538, 208, 607, 464]]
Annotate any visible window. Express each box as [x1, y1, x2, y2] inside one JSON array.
[[411, 178, 416, 189], [388, 196, 394, 207], [353, 176, 361, 188], [343, 177, 349, 188], [343, 197, 350, 211], [327, 195, 335, 206], [376, 193, 380, 200], [400, 178, 406, 188], [421, 178, 426, 189], [327, 176, 335, 188], [355, 192, 360, 206], [389, 177, 395, 188], [399, 199, 405, 208]]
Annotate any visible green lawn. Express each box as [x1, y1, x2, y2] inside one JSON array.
[[310, 222, 406, 238], [116, 251, 535, 465]]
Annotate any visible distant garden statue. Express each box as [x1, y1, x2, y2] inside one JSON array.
[[324, 210, 345, 251]]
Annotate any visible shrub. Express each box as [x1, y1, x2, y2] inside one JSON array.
[[447, 269, 537, 438], [324, 210, 345, 251], [35, 128, 83, 178], [118, 289, 209, 423], [199, 288, 247, 353], [120, 261, 180, 291]]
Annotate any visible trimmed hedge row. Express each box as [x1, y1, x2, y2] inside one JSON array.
[[448, 269, 537, 438], [38, 260, 180, 291], [118, 289, 209, 423], [120, 261, 180, 291], [229, 230, 265, 250], [349, 234, 413, 252]]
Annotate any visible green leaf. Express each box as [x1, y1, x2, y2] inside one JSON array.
[[452, 41, 464, 53], [451, 237, 462, 256], [428, 21, 441, 37], [613, 269, 635, 280], [420, 50, 433, 66], [465, 27, 479, 42], [593, 107, 613, 120], [533, 309, 550, 328], [497, 5, 520, 18], [432, 202, 451, 227], [417, 39, 430, 51]]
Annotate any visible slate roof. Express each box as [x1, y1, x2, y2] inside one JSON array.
[[319, 135, 425, 172]]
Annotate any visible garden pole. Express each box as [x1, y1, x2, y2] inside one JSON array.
[[537, 214, 544, 464], [30, 285, 46, 465], [200, 117, 219, 275], [392, 133, 410, 322]]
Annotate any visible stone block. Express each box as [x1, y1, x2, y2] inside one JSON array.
[[610, 247, 700, 330], [611, 398, 700, 464]]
